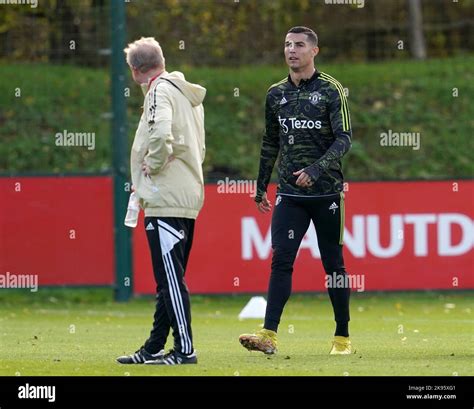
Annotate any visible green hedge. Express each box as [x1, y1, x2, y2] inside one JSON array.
[[1, 56, 473, 180]]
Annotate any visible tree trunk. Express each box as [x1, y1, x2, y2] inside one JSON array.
[[407, 0, 427, 59]]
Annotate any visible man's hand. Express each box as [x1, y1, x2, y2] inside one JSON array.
[[293, 169, 314, 187], [142, 162, 151, 178], [166, 155, 176, 166], [256, 192, 272, 214], [142, 155, 175, 178]]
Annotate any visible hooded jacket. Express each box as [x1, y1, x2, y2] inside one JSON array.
[[131, 71, 206, 219]]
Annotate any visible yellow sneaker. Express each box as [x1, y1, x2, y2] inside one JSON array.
[[239, 329, 278, 354], [329, 336, 352, 355]]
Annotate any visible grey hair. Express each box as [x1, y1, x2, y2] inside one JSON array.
[[124, 37, 165, 73]]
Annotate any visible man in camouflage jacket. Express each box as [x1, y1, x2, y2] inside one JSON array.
[[240, 26, 353, 356]]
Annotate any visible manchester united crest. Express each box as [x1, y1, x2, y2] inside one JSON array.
[[309, 91, 322, 105]]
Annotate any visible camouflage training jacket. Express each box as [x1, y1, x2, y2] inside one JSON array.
[[255, 69, 352, 201]]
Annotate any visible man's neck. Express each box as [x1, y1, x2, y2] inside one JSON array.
[[290, 66, 316, 87], [146, 68, 165, 88]]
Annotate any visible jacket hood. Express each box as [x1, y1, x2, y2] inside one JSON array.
[[157, 71, 206, 107]]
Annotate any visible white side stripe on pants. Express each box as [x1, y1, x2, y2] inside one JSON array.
[[158, 221, 192, 354], [162, 252, 192, 354], [165, 252, 192, 353]]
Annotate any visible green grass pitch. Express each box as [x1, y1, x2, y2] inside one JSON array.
[[0, 289, 472, 376]]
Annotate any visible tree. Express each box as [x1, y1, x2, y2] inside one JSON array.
[[407, 0, 427, 59]]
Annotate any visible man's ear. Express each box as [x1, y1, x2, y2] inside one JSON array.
[[313, 47, 320, 58]]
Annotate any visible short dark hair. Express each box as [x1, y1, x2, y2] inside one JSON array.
[[287, 26, 318, 47]]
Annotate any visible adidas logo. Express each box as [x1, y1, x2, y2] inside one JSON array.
[[329, 202, 338, 214], [145, 222, 155, 231], [280, 96, 287, 105]]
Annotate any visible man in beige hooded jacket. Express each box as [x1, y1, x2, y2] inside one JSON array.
[[117, 37, 205, 365]]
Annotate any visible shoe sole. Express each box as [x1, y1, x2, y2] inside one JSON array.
[[116, 355, 165, 364], [239, 336, 276, 355], [329, 345, 352, 355], [116, 360, 144, 364], [144, 359, 197, 365], [116, 358, 147, 364]]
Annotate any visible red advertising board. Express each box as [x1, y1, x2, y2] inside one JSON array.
[[133, 181, 474, 294], [0, 177, 114, 286], [1, 177, 472, 293]]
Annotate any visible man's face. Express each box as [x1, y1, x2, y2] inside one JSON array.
[[130, 67, 145, 85], [284, 33, 319, 72]]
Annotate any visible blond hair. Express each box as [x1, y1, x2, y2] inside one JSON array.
[[124, 37, 165, 73]]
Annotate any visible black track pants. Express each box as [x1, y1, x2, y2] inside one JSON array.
[[264, 193, 350, 332], [143, 217, 195, 355]]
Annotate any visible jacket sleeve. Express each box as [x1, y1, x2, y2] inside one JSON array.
[[201, 108, 206, 163], [144, 85, 174, 175], [255, 91, 280, 202], [304, 83, 352, 180]]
